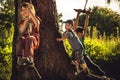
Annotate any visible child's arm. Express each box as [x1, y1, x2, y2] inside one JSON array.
[[56, 36, 67, 41], [18, 19, 29, 34], [28, 9, 40, 28], [73, 9, 82, 31], [83, 13, 90, 36]]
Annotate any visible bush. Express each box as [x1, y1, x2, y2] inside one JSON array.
[[85, 38, 120, 61], [0, 63, 12, 80], [0, 24, 13, 80]]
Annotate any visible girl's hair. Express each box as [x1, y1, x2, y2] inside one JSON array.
[[18, 2, 36, 19]]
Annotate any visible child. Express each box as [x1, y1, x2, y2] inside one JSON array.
[[17, 2, 41, 66], [56, 19, 88, 74], [74, 9, 108, 77]]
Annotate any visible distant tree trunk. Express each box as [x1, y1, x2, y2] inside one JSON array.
[[11, 0, 75, 80]]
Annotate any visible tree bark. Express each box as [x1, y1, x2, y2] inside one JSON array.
[[11, 0, 75, 80]]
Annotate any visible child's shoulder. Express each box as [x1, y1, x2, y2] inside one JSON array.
[[64, 31, 70, 34], [63, 31, 72, 36]]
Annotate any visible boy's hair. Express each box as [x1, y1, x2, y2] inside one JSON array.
[[63, 19, 73, 26], [75, 27, 84, 33]]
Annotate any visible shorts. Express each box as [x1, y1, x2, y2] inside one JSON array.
[[71, 49, 85, 64]]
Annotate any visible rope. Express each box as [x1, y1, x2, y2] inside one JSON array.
[[84, 0, 88, 10], [30, 0, 32, 4], [31, 64, 42, 79], [17, 64, 42, 79]]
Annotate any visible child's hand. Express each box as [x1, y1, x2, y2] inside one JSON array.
[[74, 9, 82, 13], [28, 12, 33, 19], [86, 11, 94, 15], [56, 35, 66, 41], [56, 38, 62, 41], [62, 36, 67, 39]]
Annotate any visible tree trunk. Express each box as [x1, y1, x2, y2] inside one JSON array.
[[11, 0, 75, 80]]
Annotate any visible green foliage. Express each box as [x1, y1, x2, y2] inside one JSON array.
[[0, 63, 12, 80], [111, 40, 120, 61], [0, 0, 14, 29], [106, 0, 120, 4], [57, 13, 64, 33], [79, 6, 120, 38], [112, 41, 120, 54], [85, 38, 116, 61], [86, 27, 120, 62], [63, 39, 72, 57], [0, 0, 14, 79], [0, 24, 14, 80]]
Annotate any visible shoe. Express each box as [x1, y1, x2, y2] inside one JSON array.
[[102, 76, 111, 80]]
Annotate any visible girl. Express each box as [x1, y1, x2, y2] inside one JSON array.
[[17, 2, 41, 66]]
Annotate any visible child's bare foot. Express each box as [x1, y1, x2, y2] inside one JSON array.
[[81, 63, 87, 70]]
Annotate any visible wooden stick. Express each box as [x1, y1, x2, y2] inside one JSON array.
[[74, 9, 94, 14]]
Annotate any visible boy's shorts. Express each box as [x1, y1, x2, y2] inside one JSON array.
[[72, 49, 85, 64]]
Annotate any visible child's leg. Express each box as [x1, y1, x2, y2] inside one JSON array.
[[24, 36, 37, 61], [16, 37, 25, 66], [73, 50, 89, 74], [17, 37, 25, 57], [75, 50, 88, 69], [25, 36, 33, 57]]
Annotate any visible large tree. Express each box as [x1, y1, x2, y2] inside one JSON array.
[[11, 0, 75, 80]]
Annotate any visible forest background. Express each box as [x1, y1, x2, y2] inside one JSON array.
[[0, 0, 120, 80]]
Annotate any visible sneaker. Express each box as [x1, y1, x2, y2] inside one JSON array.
[[102, 76, 111, 80]]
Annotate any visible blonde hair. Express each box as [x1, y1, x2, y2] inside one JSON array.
[[18, 2, 36, 19]]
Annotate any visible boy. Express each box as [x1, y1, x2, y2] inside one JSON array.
[[74, 9, 107, 77], [56, 19, 88, 74]]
